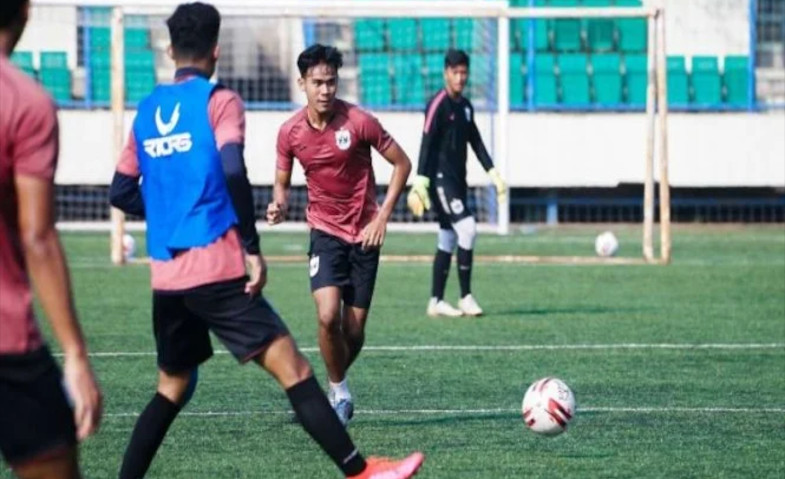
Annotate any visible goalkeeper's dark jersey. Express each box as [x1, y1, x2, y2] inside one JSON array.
[[417, 89, 495, 190]]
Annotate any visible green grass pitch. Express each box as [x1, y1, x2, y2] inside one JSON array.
[[4, 225, 784, 478]]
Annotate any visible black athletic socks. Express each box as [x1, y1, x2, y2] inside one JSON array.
[[432, 250, 452, 300], [119, 392, 181, 479], [457, 247, 473, 298], [286, 376, 366, 476]]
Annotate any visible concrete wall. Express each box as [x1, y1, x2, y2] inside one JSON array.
[[55, 110, 785, 188]]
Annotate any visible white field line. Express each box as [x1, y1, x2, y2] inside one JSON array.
[[58, 343, 785, 358], [104, 406, 785, 418]]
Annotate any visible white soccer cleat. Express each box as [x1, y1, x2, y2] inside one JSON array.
[[427, 298, 463, 317], [458, 294, 483, 317]]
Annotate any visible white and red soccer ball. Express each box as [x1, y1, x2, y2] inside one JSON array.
[[522, 377, 576, 436], [595, 231, 619, 257]]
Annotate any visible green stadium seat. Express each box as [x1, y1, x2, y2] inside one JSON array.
[[624, 54, 648, 106], [40, 51, 67, 69], [534, 54, 557, 105], [393, 55, 424, 106], [724, 55, 750, 106], [666, 56, 689, 105], [88, 27, 111, 52], [358, 53, 392, 105], [88, 51, 111, 70], [592, 54, 622, 104], [552, 0, 582, 52], [584, 0, 615, 52], [421, 18, 450, 52], [424, 53, 445, 95], [469, 54, 492, 100], [40, 69, 71, 101], [388, 19, 418, 51], [126, 50, 155, 70], [453, 18, 480, 52], [358, 53, 390, 75], [354, 19, 385, 51], [691, 56, 722, 105], [617, 0, 647, 53], [125, 28, 150, 49], [90, 69, 111, 102], [558, 54, 590, 105], [510, 52, 526, 106], [10, 51, 35, 78]]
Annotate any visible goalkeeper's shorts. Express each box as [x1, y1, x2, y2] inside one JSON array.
[[431, 180, 473, 230]]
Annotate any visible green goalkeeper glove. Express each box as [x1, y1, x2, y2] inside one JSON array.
[[406, 175, 431, 218], [488, 168, 507, 206]]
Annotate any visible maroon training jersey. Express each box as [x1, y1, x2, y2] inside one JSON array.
[[0, 55, 59, 354], [276, 99, 395, 243]]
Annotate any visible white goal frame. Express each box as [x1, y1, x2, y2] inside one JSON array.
[[38, 0, 671, 265]]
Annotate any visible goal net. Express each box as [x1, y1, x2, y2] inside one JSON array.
[[30, 0, 670, 264]]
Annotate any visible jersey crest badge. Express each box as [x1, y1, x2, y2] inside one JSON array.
[[464, 106, 472, 122], [335, 128, 351, 151]]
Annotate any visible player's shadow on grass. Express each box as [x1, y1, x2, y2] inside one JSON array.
[[491, 305, 648, 317], [354, 412, 518, 428]]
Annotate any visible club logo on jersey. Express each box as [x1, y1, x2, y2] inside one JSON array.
[[335, 128, 351, 151], [450, 198, 465, 215], [309, 255, 320, 278], [464, 106, 472, 122], [143, 102, 192, 158]]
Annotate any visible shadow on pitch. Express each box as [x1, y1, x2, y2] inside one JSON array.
[[490, 305, 648, 317]]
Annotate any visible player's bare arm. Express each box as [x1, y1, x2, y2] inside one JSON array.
[[361, 142, 412, 250], [15, 174, 102, 441], [267, 168, 292, 225]]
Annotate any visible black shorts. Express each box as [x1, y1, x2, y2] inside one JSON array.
[[431, 180, 473, 230], [308, 229, 380, 309], [0, 347, 76, 467], [153, 277, 289, 373]]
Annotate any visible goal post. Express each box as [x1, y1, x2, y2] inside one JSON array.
[[35, 0, 670, 264]]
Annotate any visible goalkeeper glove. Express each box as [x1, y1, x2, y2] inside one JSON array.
[[488, 168, 507, 206], [406, 175, 431, 218]]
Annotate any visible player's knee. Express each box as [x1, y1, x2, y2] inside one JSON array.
[[317, 308, 341, 331], [181, 369, 198, 406], [437, 229, 457, 253], [157, 369, 194, 405], [454, 216, 477, 250]]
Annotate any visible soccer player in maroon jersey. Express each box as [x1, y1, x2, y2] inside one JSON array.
[[0, 1, 102, 477], [109, 5, 422, 478], [268, 44, 412, 426]]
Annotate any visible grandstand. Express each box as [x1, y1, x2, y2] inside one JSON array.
[[10, 0, 785, 229]]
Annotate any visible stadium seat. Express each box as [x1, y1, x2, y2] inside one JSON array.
[[40, 51, 67, 69], [90, 68, 111, 102], [358, 53, 392, 105], [453, 18, 480, 52], [691, 56, 722, 106], [88, 27, 111, 52], [126, 69, 156, 102], [584, 0, 616, 52], [617, 0, 647, 53], [354, 19, 385, 51], [424, 53, 445, 95], [510, 52, 526, 106], [39, 52, 71, 102], [469, 54, 492, 100], [534, 54, 557, 106], [125, 28, 150, 49], [421, 18, 451, 52], [126, 50, 155, 70], [388, 19, 418, 52], [393, 55, 424, 106], [10, 51, 35, 78], [558, 54, 590, 105], [592, 54, 622, 104], [666, 55, 690, 105], [724, 55, 750, 106], [552, 0, 582, 52], [623, 54, 647, 106]]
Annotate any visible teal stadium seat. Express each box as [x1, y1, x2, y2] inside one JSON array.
[[592, 54, 622, 104], [691, 55, 722, 105], [469, 54, 492, 100], [534, 54, 557, 105], [358, 53, 392, 105], [354, 19, 385, 51], [39, 52, 71, 102], [421, 18, 450, 52], [617, 0, 647, 53], [552, 0, 582, 52], [510, 52, 526, 106], [723, 55, 750, 106], [584, 0, 615, 52], [558, 54, 590, 105], [388, 19, 418, 52], [624, 54, 647, 106], [10, 51, 35, 78], [125, 28, 150, 49], [453, 18, 481, 52], [509, 0, 549, 52], [424, 53, 444, 96], [666, 56, 689, 105], [393, 55, 424, 106]]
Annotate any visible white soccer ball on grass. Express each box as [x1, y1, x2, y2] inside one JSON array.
[[594, 231, 619, 257], [522, 377, 576, 436], [122, 233, 136, 260]]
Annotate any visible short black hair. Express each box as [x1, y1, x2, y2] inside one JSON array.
[[166, 2, 220, 60], [297, 44, 343, 77], [0, 0, 27, 29], [444, 49, 470, 69]]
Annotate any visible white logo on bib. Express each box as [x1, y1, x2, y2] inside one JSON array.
[[309, 255, 320, 278]]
